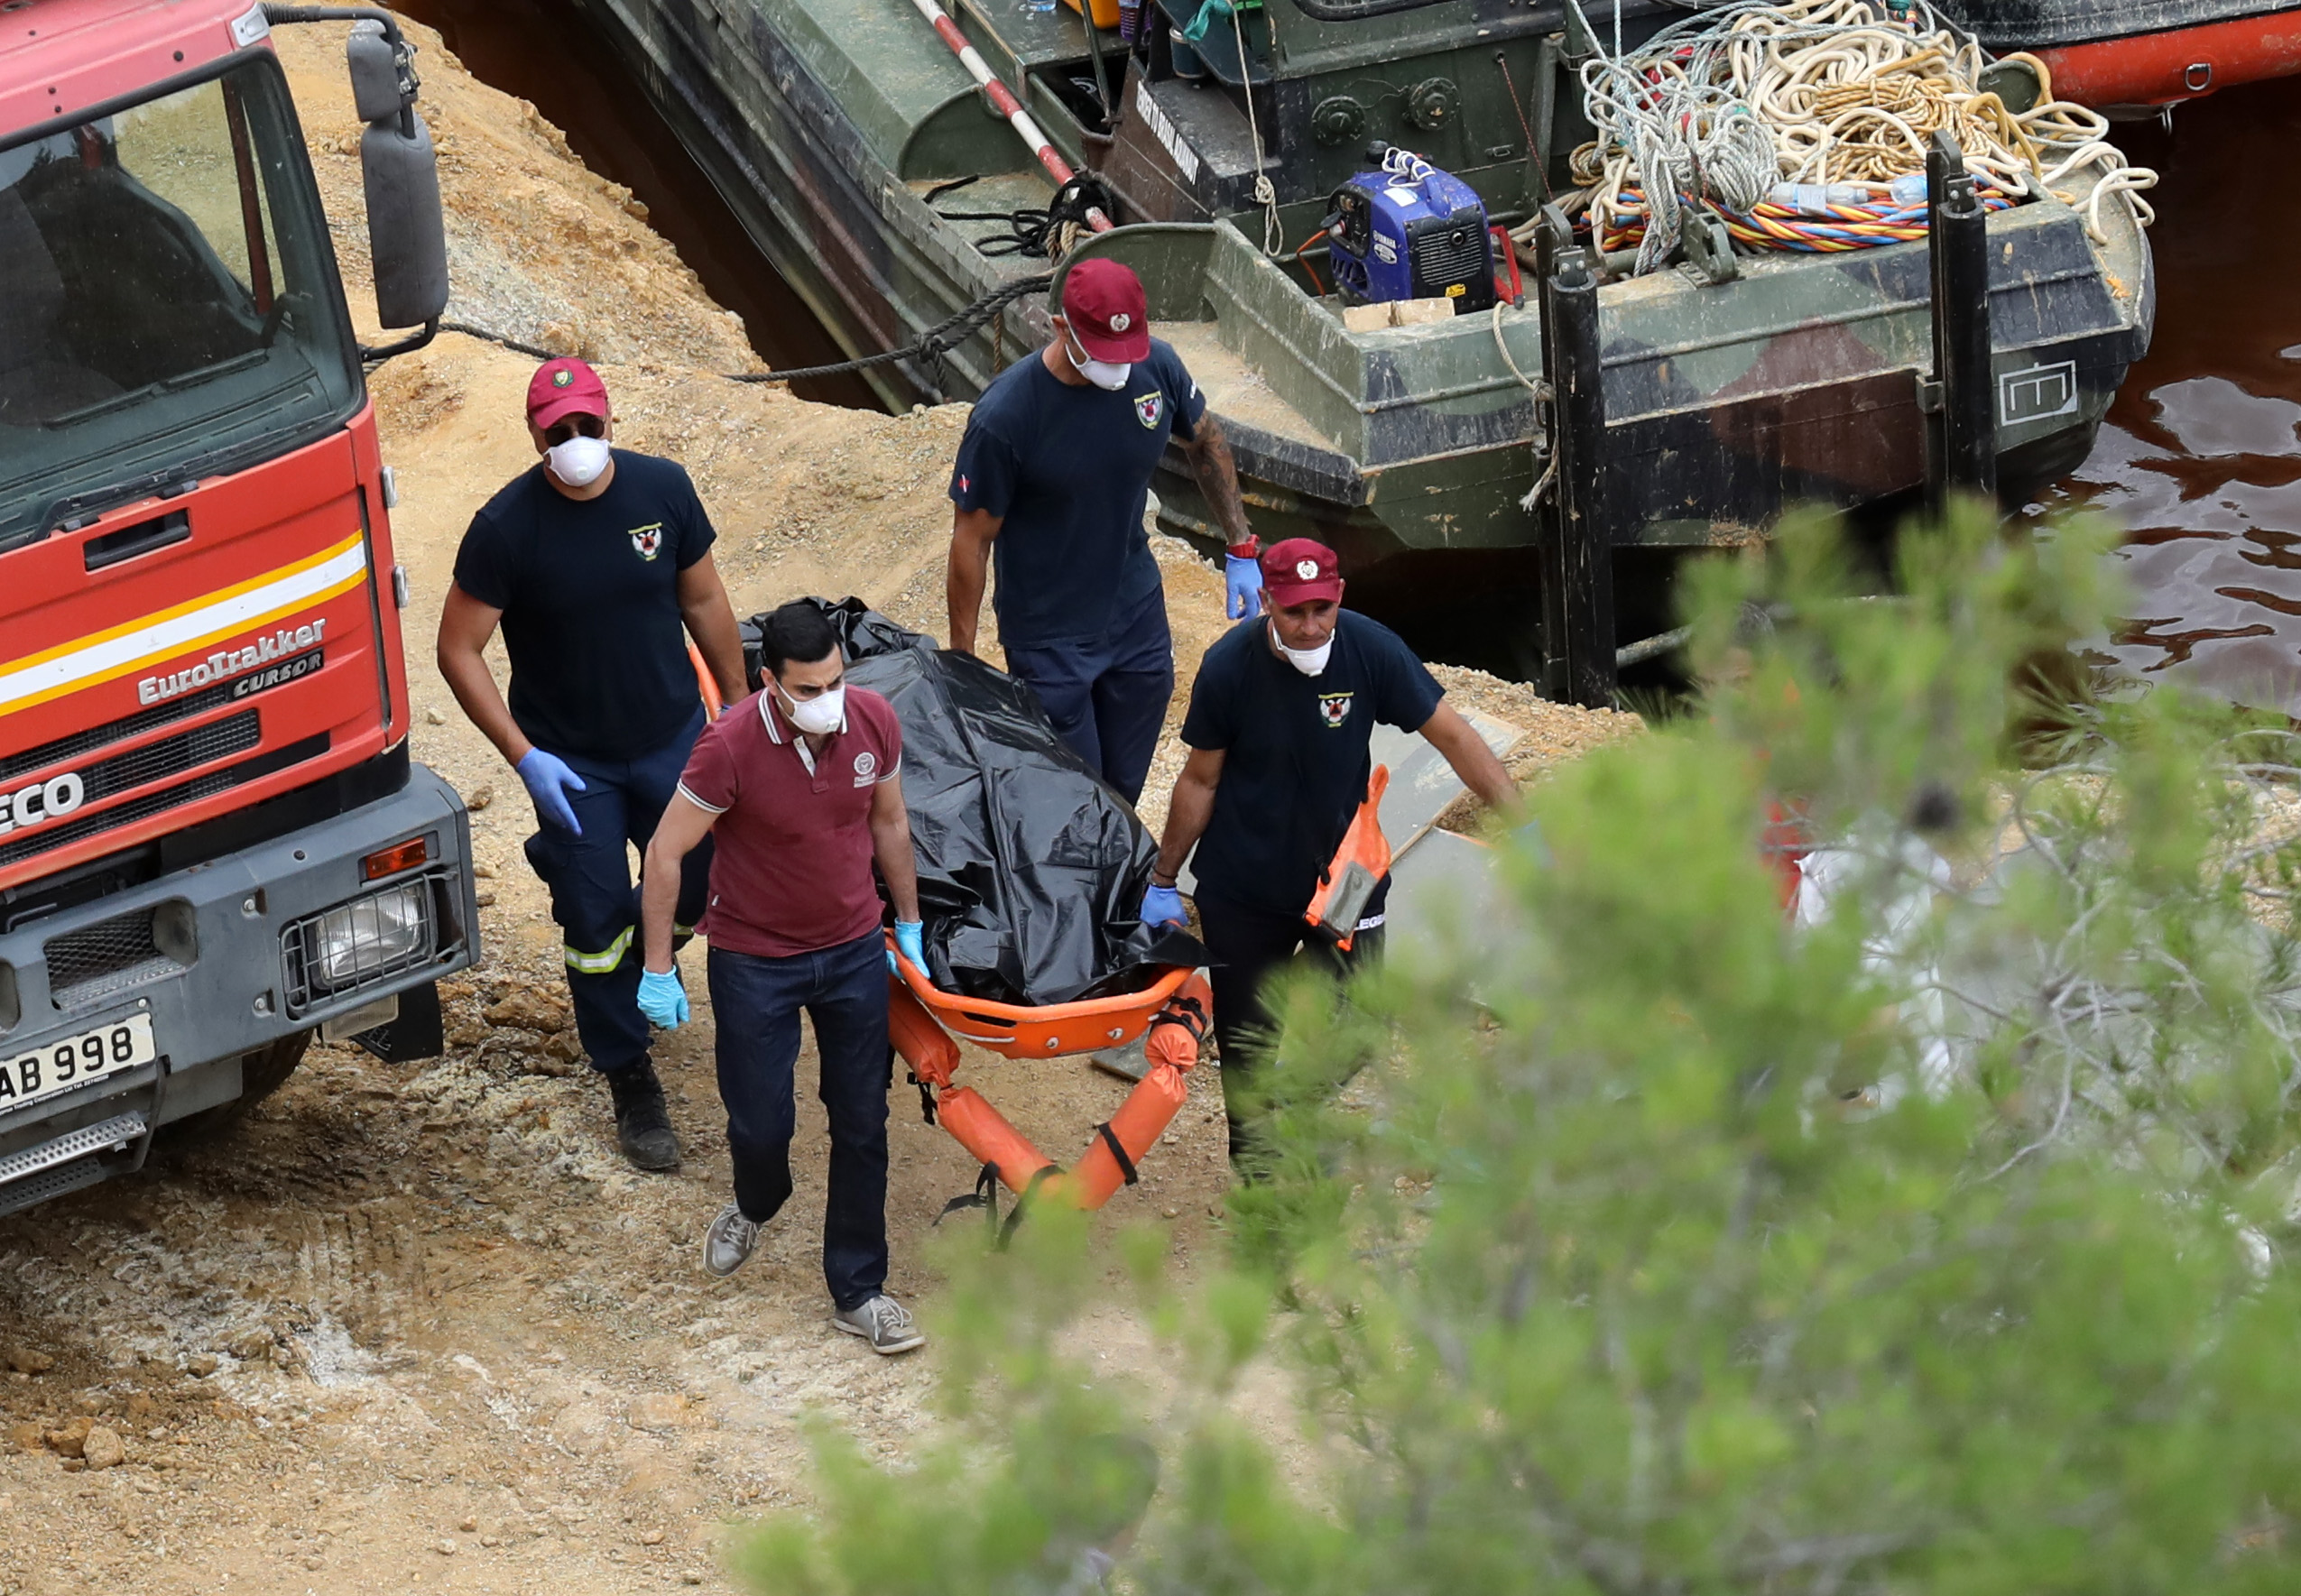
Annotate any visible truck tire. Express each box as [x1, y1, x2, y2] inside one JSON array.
[[160, 1030, 313, 1144]]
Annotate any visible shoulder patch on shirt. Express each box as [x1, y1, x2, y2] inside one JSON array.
[[1134, 392, 1164, 430], [852, 750, 878, 786], [1318, 691, 1354, 728], [629, 522, 664, 561]]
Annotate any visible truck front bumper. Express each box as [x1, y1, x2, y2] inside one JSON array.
[[0, 759, 478, 1211]]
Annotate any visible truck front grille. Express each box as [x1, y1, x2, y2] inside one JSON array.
[[0, 679, 253, 785], [78, 711, 260, 804], [44, 903, 193, 1010], [0, 733, 331, 872]]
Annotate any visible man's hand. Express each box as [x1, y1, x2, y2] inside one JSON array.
[[890, 918, 926, 976], [636, 967, 688, 1029], [516, 748, 587, 835], [1224, 546, 1263, 621], [1141, 882, 1187, 928]]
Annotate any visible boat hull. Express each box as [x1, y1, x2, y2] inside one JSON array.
[[572, 0, 1022, 411], [583, 0, 2152, 585], [1950, 1, 2301, 106], [2035, 8, 2301, 106]]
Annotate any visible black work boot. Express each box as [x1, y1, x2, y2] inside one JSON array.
[[605, 1057, 679, 1172]]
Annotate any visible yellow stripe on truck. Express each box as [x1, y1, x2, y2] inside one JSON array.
[[0, 534, 370, 715]]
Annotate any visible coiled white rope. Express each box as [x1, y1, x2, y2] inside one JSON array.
[[1558, 0, 2158, 272]]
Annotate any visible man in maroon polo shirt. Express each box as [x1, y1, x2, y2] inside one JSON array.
[[633, 602, 929, 1355]]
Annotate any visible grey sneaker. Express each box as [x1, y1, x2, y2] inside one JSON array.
[[702, 1202, 762, 1278], [831, 1294, 925, 1355]]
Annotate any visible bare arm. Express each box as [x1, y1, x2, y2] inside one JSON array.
[[869, 773, 922, 922], [639, 793, 720, 973], [1151, 746, 1227, 884], [946, 507, 1001, 657], [676, 551, 750, 705], [436, 584, 531, 766], [1179, 413, 1252, 549], [1418, 700, 1520, 816]]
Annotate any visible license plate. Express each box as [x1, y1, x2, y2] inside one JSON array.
[[0, 1013, 156, 1112]]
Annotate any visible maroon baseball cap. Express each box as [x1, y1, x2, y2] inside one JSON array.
[[1262, 538, 1343, 606], [527, 357, 609, 429], [1060, 258, 1151, 363]]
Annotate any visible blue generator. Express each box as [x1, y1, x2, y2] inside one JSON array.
[[1324, 143, 1496, 313]]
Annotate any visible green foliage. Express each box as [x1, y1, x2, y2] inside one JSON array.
[[743, 505, 2301, 1594]]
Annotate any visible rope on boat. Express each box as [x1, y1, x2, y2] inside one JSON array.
[[439, 272, 1057, 390], [1549, 0, 2159, 272]]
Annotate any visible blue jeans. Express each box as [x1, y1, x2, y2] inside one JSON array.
[[706, 933, 891, 1309], [1003, 586, 1174, 803], [522, 707, 713, 1075]]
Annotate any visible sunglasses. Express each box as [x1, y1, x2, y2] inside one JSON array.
[[542, 413, 606, 446]]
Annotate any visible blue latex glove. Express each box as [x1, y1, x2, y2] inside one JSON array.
[[516, 747, 587, 835], [892, 919, 926, 976], [1224, 552, 1264, 621], [1141, 882, 1187, 928], [636, 967, 688, 1029]]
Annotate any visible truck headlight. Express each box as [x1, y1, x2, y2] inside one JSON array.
[[284, 877, 439, 1012]]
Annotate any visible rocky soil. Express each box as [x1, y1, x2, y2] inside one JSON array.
[[0, 19, 1635, 1595]]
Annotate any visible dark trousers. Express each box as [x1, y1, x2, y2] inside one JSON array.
[[706, 933, 892, 1310], [1003, 587, 1174, 804], [1197, 888, 1386, 1166], [522, 707, 713, 1075]]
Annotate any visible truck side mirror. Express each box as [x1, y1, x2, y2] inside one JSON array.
[[347, 21, 448, 333]]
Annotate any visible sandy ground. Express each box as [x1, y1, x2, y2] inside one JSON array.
[[0, 22, 1636, 1595]]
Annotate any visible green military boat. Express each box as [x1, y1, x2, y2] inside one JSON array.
[[570, 0, 2152, 630]]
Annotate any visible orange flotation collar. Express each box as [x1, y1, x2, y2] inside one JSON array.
[[885, 935, 1212, 1237], [1304, 763, 1391, 952]]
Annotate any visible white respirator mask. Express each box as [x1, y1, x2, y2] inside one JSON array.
[[781, 682, 846, 735], [1066, 335, 1132, 392], [546, 434, 613, 487], [1271, 623, 1333, 678]]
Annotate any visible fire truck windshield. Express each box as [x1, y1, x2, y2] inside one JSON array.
[[0, 53, 363, 549]]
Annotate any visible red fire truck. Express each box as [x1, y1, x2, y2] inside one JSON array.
[[0, 1, 476, 1212]]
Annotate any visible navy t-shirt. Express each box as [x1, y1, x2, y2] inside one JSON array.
[[451, 449, 716, 761], [948, 337, 1206, 646], [1181, 612, 1444, 918]]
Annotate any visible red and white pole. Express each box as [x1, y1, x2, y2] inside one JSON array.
[[904, 0, 1114, 233]]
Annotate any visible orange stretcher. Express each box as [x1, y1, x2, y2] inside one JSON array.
[[884, 935, 1210, 1227]]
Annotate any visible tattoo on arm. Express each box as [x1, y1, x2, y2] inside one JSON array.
[[1186, 415, 1253, 548]]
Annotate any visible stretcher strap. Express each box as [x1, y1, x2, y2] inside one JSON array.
[[1149, 991, 1208, 1040], [935, 1161, 1003, 1229], [999, 1164, 1065, 1249], [908, 1070, 938, 1125], [1093, 1121, 1139, 1187]]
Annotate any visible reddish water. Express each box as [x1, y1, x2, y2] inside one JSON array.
[[2048, 81, 2301, 707], [391, 0, 878, 410]]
